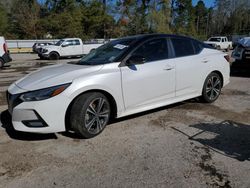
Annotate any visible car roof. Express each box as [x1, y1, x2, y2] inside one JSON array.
[[63, 38, 81, 40], [119, 33, 198, 42], [210, 36, 226, 38]]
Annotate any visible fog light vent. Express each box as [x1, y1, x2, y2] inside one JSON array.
[[22, 120, 47, 128]]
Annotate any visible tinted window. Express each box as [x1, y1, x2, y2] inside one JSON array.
[[74, 40, 80, 45], [132, 38, 168, 62], [208, 37, 221, 42], [78, 38, 134, 65], [171, 38, 195, 57], [66, 40, 74, 46], [192, 40, 203, 54], [55, 39, 65, 46]]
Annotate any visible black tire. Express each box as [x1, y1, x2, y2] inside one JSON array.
[[49, 52, 59, 60], [216, 45, 221, 50], [38, 54, 45, 60], [0, 59, 4, 68], [70, 92, 111, 138], [201, 72, 222, 103]]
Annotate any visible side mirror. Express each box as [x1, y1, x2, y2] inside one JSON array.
[[126, 55, 146, 65]]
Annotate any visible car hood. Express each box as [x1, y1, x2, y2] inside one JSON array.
[[42, 45, 60, 50], [15, 63, 103, 91]]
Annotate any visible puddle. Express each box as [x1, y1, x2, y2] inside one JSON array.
[[192, 145, 232, 188]]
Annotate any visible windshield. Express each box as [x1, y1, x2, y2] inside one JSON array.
[[208, 37, 221, 42], [55, 39, 65, 46], [239, 38, 250, 47], [78, 38, 135, 65]]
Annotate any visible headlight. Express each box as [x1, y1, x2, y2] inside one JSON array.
[[20, 83, 71, 102]]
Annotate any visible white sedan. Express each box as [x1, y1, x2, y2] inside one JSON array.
[[7, 34, 230, 138]]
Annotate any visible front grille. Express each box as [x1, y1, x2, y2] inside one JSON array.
[[6, 91, 23, 113]]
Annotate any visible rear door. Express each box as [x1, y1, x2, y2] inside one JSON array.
[[170, 37, 208, 97], [120, 38, 175, 110]]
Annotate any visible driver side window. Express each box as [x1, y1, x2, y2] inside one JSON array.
[[132, 38, 169, 63]]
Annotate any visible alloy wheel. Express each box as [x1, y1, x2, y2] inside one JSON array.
[[84, 97, 110, 134], [205, 75, 222, 101]]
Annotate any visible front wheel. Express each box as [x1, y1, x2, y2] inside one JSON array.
[[70, 92, 111, 138], [201, 72, 222, 103], [49, 52, 59, 60], [38, 54, 45, 60]]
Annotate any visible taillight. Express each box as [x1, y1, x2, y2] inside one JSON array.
[[224, 55, 230, 63], [3, 43, 7, 53]]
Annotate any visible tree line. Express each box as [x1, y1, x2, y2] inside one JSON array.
[[0, 0, 249, 40]]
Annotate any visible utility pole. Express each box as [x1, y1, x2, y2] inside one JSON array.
[[206, 12, 209, 38], [196, 16, 199, 34]]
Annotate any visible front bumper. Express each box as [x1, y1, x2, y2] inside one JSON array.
[[6, 89, 71, 133], [2, 52, 12, 63], [37, 51, 50, 58]]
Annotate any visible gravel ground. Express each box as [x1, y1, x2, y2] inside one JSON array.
[[0, 53, 249, 188]]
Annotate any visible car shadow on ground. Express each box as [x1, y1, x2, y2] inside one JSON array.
[[187, 120, 250, 161], [0, 110, 57, 141], [231, 61, 250, 77]]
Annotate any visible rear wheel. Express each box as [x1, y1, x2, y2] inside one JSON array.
[[70, 92, 111, 138], [201, 72, 222, 103], [49, 52, 59, 60]]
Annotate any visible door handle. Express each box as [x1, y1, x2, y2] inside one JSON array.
[[163, 66, 174, 71], [202, 59, 209, 63]]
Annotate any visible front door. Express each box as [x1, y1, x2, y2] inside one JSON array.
[[120, 38, 175, 110]]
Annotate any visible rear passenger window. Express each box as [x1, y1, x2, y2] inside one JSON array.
[[171, 38, 195, 57], [74, 40, 80, 45], [132, 38, 169, 62], [192, 40, 203, 54]]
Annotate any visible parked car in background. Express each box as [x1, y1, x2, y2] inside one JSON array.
[[0, 36, 12, 68], [7, 34, 230, 138], [232, 35, 248, 49], [32, 42, 53, 53], [38, 38, 103, 60], [232, 37, 250, 61], [204, 36, 232, 51]]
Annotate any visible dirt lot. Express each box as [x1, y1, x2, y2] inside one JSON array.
[[0, 53, 249, 188]]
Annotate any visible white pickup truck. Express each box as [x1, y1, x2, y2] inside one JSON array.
[[204, 36, 232, 51], [38, 38, 103, 60], [0, 36, 12, 68]]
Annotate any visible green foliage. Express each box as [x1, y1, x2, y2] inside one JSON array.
[[0, 4, 8, 35], [0, 0, 249, 39], [148, 0, 171, 34]]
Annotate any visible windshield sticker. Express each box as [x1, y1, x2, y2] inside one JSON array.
[[114, 44, 128, 50]]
